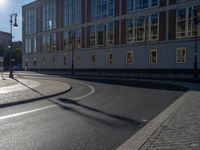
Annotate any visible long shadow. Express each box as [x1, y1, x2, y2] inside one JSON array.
[[51, 98, 145, 128], [0, 78, 70, 109], [67, 76, 189, 92], [17, 72, 189, 91]]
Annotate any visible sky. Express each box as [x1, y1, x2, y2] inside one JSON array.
[[0, 0, 34, 41]]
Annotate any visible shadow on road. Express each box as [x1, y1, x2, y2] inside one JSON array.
[[50, 98, 146, 128], [68, 77, 188, 92], [0, 78, 69, 109]]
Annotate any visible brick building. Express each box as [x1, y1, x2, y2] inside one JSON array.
[[22, 0, 200, 77]]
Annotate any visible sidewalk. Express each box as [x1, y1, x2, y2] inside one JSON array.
[[115, 80, 200, 150], [140, 90, 200, 150], [0, 77, 17, 88], [0, 76, 71, 107]]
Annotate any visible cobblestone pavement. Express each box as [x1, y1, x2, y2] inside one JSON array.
[[140, 90, 200, 150], [0, 78, 17, 88], [0, 77, 71, 106]]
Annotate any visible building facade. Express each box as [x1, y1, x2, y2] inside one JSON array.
[[0, 31, 11, 57], [22, 0, 200, 77]]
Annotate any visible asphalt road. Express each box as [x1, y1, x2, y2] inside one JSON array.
[[0, 76, 187, 150]]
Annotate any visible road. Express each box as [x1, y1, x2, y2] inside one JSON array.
[[0, 76, 187, 150]]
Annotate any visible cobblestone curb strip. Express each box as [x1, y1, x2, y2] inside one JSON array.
[[116, 80, 199, 150], [0, 77, 72, 108]]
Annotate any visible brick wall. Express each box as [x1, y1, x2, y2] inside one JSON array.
[[169, 9, 176, 40], [121, 0, 127, 15], [115, 0, 120, 16], [159, 11, 167, 41], [121, 19, 126, 44], [114, 21, 119, 45]]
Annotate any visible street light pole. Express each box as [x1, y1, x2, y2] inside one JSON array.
[[9, 13, 18, 79]]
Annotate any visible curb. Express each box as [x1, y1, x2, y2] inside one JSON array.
[[116, 91, 191, 150], [0, 83, 72, 109], [115, 79, 198, 150]]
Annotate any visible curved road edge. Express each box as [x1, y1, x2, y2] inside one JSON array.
[[0, 79, 72, 109]]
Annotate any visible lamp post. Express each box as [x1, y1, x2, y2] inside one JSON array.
[[9, 13, 18, 79], [70, 31, 75, 75]]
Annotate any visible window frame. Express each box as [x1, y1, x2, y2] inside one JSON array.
[[107, 52, 114, 65], [126, 50, 134, 64], [176, 47, 187, 64], [149, 13, 159, 41], [106, 22, 114, 45], [149, 49, 158, 64], [176, 8, 187, 38], [91, 54, 96, 64], [126, 18, 135, 43], [64, 55, 68, 65], [76, 55, 81, 65]]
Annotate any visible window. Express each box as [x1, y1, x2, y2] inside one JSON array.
[[76, 28, 81, 48], [64, 32, 69, 49], [25, 38, 29, 53], [90, 0, 96, 20], [176, 7, 200, 38], [149, 49, 157, 64], [25, 9, 37, 34], [42, 2, 56, 31], [28, 38, 32, 53], [176, 47, 186, 63], [33, 58, 37, 66], [68, 31, 74, 49], [188, 7, 193, 36], [135, 0, 148, 10], [76, 55, 81, 64], [25, 38, 32, 53], [176, 8, 186, 38], [107, 52, 113, 64], [91, 54, 96, 64], [127, 18, 135, 43], [177, 0, 187, 2], [90, 26, 96, 46], [194, 6, 200, 36], [33, 37, 37, 53], [127, 0, 158, 12], [97, 0, 107, 18], [42, 35, 46, 52], [97, 24, 106, 45], [64, 55, 68, 65], [149, 14, 159, 40], [107, 22, 114, 45], [52, 33, 57, 51], [42, 56, 46, 65], [127, 0, 134, 12], [64, 0, 81, 26], [108, 0, 114, 16], [46, 34, 51, 52], [25, 58, 28, 67], [151, 0, 158, 7], [126, 51, 134, 64], [136, 16, 145, 42], [52, 55, 56, 65]]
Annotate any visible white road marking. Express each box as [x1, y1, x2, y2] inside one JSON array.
[[0, 82, 95, 121], [0, 105, 56, 120], [73, 82, 95, 100]]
